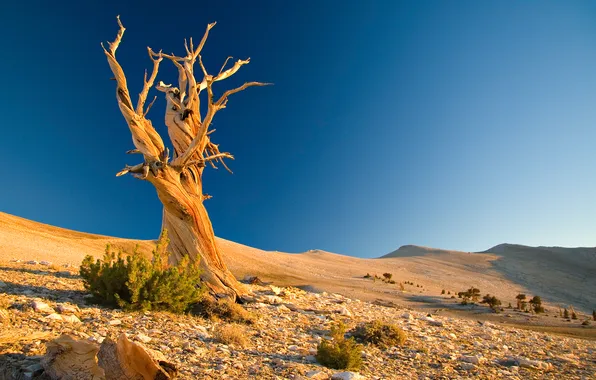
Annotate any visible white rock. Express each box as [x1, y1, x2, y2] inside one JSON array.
[[288, 345, 299, 351], [25, 260, 39, 265], [331, 372, 363, 380], [135, 333, 152, 343], [460, 355, 482, 365], [62, 314, 81, 323], [39, 261, 52, 266], [32, 301, 55, 314], [448, 333, 457, 339], [108, 319, 122, 326], [263, 295, 283, 305], [338, 307, 352, 317], [517, 358, 553, 371], [45, 313, 63, 321], [56, 304, 78, 314], [401, 313, 413, 320], [305, 370, 327, 379], [269, 285, 282, 295]]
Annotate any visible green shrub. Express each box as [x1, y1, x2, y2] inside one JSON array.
[[316, 322, 362, 370], [382, 273, 393, 281], [192, 298, 255, 324], [458, 287, 481, 304], [480, 294, 502, 311], [351, 320, 406, 348], [79, 230, 204, 313]]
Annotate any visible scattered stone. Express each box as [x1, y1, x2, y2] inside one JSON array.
[[39, 261, 52, 266], [45, 313, 63, 321], [306, 370, 328, 379], [108, 319, 122, 326], [56, 303, 79, 314], [263, 295, 283, 305], [62, 314, 82, 323], [331, 371, 363, 380], [460, 355, 482, 365], [32, 301, 55, 314], [337, 307, 352, 316], [25, 260, 39, 265]]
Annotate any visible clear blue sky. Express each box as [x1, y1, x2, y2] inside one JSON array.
[[2, 1, 596, 257]]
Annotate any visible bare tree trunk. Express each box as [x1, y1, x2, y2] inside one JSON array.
[[101, 17, 268, 301], [152, 168, 242, 298]]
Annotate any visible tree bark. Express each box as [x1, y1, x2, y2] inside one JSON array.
[[149, 167, 244, 299], [102, 17, 268, 301]]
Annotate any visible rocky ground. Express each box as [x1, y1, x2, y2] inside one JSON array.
[[0, 261, 595, 380]]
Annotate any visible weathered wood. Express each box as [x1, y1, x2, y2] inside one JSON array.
[[41, 335, 104, 380], [103, 17, 269, 300], [97, 334, 176, 380]]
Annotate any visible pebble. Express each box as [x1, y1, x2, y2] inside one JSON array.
[[32, 301, 55, 314], [331, 372, 363, 380]]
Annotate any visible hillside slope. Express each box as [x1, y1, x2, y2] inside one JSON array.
[[1, 211, 594, 314]]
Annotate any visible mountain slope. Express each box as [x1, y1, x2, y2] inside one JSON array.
[[1, 211, 594, 313]]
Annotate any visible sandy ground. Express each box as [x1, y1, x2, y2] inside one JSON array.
[[1, 211, 595, 338]]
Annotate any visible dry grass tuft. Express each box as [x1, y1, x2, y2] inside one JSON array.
[[193, 298, 255, 324], [214, 324, 248, 347]]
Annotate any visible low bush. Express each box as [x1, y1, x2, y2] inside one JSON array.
[[214, 324, 248, 347], [192, 298, 255, 324], [480, 294, 502, 311], [316, 322, 363, 370], [79, 230, 204, 313], [351, 320, 406, 348]]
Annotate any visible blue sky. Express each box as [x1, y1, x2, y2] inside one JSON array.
[[2, 1, 596, 257]]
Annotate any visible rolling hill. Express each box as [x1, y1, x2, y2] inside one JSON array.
[[0, 211, 594, 313]]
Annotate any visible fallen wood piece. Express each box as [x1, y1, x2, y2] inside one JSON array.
[[97, 333, 177, 379], [41, 334, 104, 380]]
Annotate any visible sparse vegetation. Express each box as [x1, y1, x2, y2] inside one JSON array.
[[79, 231, 204, 313], [480, 294, 502, 311], [458, 287, 481, 305], [528, 296, 544, 313], [572, 311, 578, 320], [351, 320, 407, 348], [214, 324, 248, 347], [364, 273, 371, 279], [316, 322, 363, 370], [382, 273, 393, 281], [593, 310, 596, 321], [192, 298, 255, 324], [441, 289, 445, 295], [564, 308, 570, 319], [516, 294, 526, 310]]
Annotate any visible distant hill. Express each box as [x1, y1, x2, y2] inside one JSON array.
[[381, 244, 465, 258]]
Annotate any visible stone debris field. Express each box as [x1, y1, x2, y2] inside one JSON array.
[[0, 261, 595, 379]]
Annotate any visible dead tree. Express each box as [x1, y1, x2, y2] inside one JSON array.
[[102, 17, 269, 299]]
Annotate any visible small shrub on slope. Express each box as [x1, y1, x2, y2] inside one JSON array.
[[214, 324, 248, 347], [79, 230, 204, 313], [351, 320, 407, 348], [316, 322, 363, 370], [192, 298, 255, 324]]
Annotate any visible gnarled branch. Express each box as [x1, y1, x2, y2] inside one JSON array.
[[102, 16, 165, 161]]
